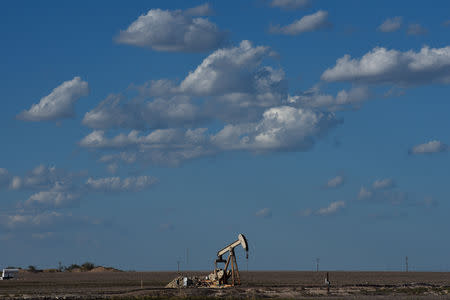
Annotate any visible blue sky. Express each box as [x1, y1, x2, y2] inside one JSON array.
[[1, 0, 450, 271]]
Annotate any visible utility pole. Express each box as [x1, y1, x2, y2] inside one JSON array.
[[405, 256, 408, 272], [186, 248, 189, 269], [316, 258, 320, 272], [177, 260, 181, 273]]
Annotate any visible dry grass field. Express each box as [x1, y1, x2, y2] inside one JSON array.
[[1, 271, 450, 299]]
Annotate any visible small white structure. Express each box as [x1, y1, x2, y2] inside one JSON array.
[[1, 269, 19, 280]]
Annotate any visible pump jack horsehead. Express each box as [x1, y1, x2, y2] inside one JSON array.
[[214, 233, 249, 286]]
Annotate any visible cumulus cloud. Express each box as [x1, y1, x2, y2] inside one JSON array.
[[0, 211, 65, 230], [372, 178, 396, 190], [80, 106, 339, 151], [181, 40, 287, 122], [325, 175, 345, 189], [288, 85, 370, 111], [269, 11, 331, 35], [80, 129, 212, 166], [83, 41, 286, 130], [255, 208, 272, 218], [9, 176, 22, 190], [115, 5, 227, 52], [12, 164, 77, 191], [80, 105, 339, 165], [80, 41, 340, 166], [269, 0, 310, 10], [0, 211, 99, 233], [82, 94, 204, 130], [407, 23, 427, 36], [322, 46, 450, 86], [17, 77, 89, 122], [85, 176, 158, 192], [316, 201, 345, 216], [180, 40, 276, 95], [358, 180, 406, 205], [212, 106, 339, 152], [378, 17, 402, 32], [25, 183, 80, 208], [185, 3, 214, 16], [358, 186, 373, 200], [409, 140, 448, 154], [79, 128, 207, 150]]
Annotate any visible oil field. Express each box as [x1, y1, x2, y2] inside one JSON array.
[[1, 234, 450, 299], [2, 0, 450, 299], [1, 270, 450, 299]]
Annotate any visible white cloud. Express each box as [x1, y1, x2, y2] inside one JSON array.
[[358, 186, 373, 200], [9, 176, 22, 190], [86, 176, 158, 192], [372, 178, 396, 190], [25, 183, 80, 208], [325, 175, 345, 189], [407, 23, 427, 36], [115, 6, 226, 52], [255, 208, 272, 218], [358, 181, 407, 205], [17, 77, 89, 121], [378, 17, 402, 32], [409, 140, 448, 154], [180, 40, 273, 95], [80, 129, 213, 166], [185, 3, 214, 16], [79, 41, 340, 166], [0, 211, 66, 230], [82, 94, 204, 130], [79, 128, 207, 150], [288, 85, 369, 111], [83, 41, 287, 130], [0, 211, 99, 232], [321, 46, 450, 86], [13, 164, 76, 191], [80, 105, 339, 165], [316, 201, 345, 216], [270, 11, 330, 35], [270, 0, 310, 10], [212, 106, 339, 152]]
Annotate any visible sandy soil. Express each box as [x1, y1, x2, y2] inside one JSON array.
[[1, 271, 450, 299]]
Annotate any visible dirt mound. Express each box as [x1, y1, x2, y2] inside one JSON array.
[[89, 266, 120, 273]]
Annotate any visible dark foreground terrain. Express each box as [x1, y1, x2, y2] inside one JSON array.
[[1, 271, 450, 299]]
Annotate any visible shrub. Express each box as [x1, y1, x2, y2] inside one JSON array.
[[81, 262, 95, 271], [66, 264, 80, 271], [28, 265, 38, 273]]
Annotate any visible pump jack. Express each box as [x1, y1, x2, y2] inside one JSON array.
[[213, 233, 248, 286]]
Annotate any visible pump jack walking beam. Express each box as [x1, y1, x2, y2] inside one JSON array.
[[214, 234, 248, 286]]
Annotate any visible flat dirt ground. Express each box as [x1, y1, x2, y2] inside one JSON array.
[[1, 271, 450, 299]]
